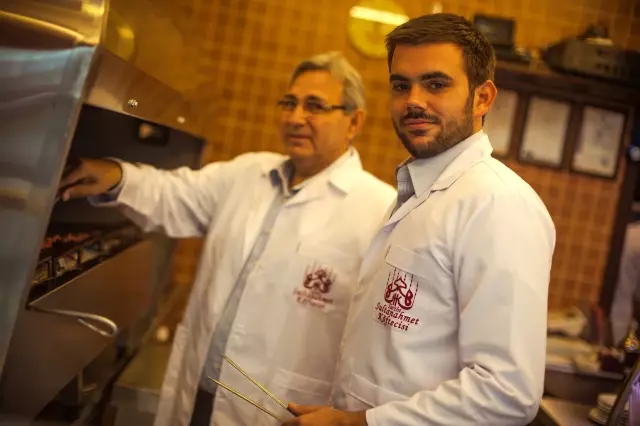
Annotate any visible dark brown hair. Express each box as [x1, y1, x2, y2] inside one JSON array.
[[385, 13, 496, 89]]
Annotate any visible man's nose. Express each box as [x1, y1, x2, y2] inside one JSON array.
[[286, 104, 307, 126], [407, 85, 427, 110]]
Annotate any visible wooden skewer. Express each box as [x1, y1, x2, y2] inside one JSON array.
[[207, 377, 282, 421], [221, 354, 290, 411]]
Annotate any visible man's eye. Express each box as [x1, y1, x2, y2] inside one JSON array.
[[428, 81, 447, 90], [306, 101, 326, 113], [391, 83, 410, 93], [279, 100, 297, 109]]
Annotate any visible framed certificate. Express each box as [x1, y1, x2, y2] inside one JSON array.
[[484, 89, 518, 157], [519, 96, 571, 168], [571, 106, 626, 179]]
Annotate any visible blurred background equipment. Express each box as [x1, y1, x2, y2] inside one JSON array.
[[543, 23, 640, 87], [474, 14, 531, 64]]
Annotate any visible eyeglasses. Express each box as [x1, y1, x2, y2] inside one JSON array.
[[277, 97, 348, 115]]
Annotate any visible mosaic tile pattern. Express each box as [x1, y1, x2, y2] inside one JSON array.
[[115, 0, 638, 310]]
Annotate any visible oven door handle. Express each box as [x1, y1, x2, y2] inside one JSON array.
[[28, 305, 118, 338]]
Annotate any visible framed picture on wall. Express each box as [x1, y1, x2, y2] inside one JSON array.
[[484, 89, 518, 157], [571, 106, 626, 179], [519, 96, 571, 168]]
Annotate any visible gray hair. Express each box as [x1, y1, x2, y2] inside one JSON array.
[[289, 51, 366, 112]]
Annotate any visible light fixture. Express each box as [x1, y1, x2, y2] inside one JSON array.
[[347, 0, 409, 59], [348, 5, 409, 26]]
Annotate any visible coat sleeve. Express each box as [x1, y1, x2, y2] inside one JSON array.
[[365, 191, 556, 426], [96, 154, 257, 238]]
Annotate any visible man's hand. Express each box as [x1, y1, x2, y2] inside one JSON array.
[[280, 403, 367, 426], [58, 158, 123, 201]]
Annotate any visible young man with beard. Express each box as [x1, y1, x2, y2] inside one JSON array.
[[282, 13, 556, 426]]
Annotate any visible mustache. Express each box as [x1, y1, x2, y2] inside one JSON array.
[[402, 110, 440, 125], [284, 126, 311, 137]]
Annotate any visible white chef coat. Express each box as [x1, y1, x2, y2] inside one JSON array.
[[102, 148, 395, 426], [331, 131, 556, 426], [198, 152, 341, 399], [610, 222, 640, 344]]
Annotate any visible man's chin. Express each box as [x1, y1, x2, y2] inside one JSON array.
[[408, 134, 435, 147], [401, 135, 436, 158], [284, 144, 314, 159]]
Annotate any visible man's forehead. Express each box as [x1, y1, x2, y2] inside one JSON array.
[[390, 43, 465, 78], [287, 70, 343, 99]]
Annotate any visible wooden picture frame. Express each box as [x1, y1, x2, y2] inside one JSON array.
[[518, 96, 571, 169], [571, 105, 626, 179], [484, 88, 519, 158]]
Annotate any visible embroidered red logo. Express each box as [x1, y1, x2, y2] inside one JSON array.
[[384, 269, 417, 310], [293, 263, 335, 309], [374, 268, 420, 333], [303, 267, 333, 293]]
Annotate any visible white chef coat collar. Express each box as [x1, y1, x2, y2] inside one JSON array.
[[269, 160, 302, 197], [403, 130, 489, 197], [267, 146, 362, 197], [327, 147, 363, 194]]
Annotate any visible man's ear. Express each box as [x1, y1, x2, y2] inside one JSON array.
[[473, 80, 498, 121], [347, 109, 366, 143]]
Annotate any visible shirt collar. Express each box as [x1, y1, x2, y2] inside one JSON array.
[[269, 147, 361, 196], [398, 130, 487, 198], [269, 161, 299, 197]]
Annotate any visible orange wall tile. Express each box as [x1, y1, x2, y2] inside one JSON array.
[[113, 0, 638, 309]]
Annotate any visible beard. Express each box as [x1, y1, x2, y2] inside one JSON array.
[[393, 95, 474, 159]]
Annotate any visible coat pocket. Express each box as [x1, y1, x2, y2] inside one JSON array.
[[380, 243, 455, 317], [288, 242, 360, 313], [272, 368, 333, 406], [384, 244, 432, 279], [250, 369, 333, 426], [346, 373, 407, 410]]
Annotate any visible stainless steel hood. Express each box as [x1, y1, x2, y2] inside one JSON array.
[[1, 0, 109, 380], [0, 0, 203, 420]]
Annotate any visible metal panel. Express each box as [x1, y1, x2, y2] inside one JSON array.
[[86, 49, 199, 135], [0, 0, 106, 379], [0, 1, 205, 420], [0, 241, 153, 417]]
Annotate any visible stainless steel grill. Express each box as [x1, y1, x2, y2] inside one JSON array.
[[0, 1, 205, 422]]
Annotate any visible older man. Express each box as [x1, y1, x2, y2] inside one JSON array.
[[59, 52, 395, 426]]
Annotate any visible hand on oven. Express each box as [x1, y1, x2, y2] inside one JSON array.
[[58, 158, 123, 201], [281, 403, 367, 426]]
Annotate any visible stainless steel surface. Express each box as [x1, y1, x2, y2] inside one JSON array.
[[534, 398, 593, 426], [0, 0, 107, 380], [84, 48, 198, 134], [1, 241, 153, 417], [0, 0, 205, 420], [29, 306, 119, 338], [544, 369, 621, 406], [1, 0, 106, 47]]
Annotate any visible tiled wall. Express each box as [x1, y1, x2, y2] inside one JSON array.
[[114, 0, 639, 309], [506, 160, 625, 309]]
